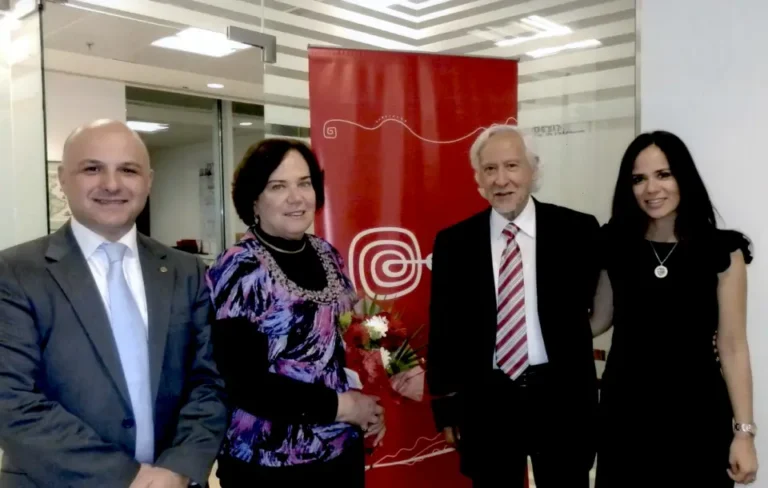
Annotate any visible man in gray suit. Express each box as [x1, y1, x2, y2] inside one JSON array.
[[0, 120, 228, 487]]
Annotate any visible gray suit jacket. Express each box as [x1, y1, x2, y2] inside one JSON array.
[[0, 223, 228, 487]]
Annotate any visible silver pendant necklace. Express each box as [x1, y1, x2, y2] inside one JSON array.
[[650, 241, 678, 278]]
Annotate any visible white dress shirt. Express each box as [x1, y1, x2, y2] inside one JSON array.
[[491, 197, 549, 366], [70, 218, 149, 333]]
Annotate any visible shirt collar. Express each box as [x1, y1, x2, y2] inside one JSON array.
[[490, 196, 536, 240], [70, 217, 139, 260]]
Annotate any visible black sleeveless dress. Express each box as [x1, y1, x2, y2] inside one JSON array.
[[595, 225, 753, 488]]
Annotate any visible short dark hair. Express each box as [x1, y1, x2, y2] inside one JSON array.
[[231, 138, 325, 227], [611, 130, 717, 240]]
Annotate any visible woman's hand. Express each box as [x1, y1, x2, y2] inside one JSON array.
[[728, 434, 758, 484], [336, 391, 385, 441]]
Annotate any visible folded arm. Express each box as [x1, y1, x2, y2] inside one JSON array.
[[212, 316, 339, 424], [0, 256, 140, 487]]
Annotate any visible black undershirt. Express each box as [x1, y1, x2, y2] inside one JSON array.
[[251, 223, 328, 291]]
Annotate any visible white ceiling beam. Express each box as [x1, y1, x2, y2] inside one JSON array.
[[409, 0, 584, 38], [518, 65, 634, 101], [471, 18, 635, 58], [70, 0, 338, 52], [204, 0, 418, 49], [519, 41, 634, 76], [420, 0, 633, 52], [274, 52, 309, 72], [518, 96, 635, 126], [264, 73, 308, 100], [44, 49, 265, 102], [272, 0, 422, 38], [264, 105, 310, 128], [336, 0, 504, 24]]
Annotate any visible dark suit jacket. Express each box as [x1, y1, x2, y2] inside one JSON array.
[[0, 223, 228, 487], [426, 200, 600, 474]]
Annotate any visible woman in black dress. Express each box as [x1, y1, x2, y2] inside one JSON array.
[[591, 131, 758, 487]]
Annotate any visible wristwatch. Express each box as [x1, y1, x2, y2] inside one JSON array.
[[733, 422, 757, 437]]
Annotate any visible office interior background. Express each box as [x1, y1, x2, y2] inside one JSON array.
[[2, 0, 767, 486]]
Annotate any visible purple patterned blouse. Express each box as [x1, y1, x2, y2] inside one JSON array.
[[205, 230, 360, 467]]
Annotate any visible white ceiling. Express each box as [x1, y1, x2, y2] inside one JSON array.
[[39, 0, 636, 122]]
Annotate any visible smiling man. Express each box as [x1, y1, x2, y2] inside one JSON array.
[[0, 120, 227, 487], [427, 125, 602, 488]]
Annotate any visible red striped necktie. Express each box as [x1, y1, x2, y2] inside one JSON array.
[[496, 223, 529, 380]]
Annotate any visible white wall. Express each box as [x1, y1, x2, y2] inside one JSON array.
[[641, 1, 768, 485], [148, 142, 209, 248], [149, 133, 262, 250], [44, 71, 126, 161]]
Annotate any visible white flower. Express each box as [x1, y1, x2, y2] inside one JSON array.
[[380, 348, 392, 370], [363, 315, 389, 340]]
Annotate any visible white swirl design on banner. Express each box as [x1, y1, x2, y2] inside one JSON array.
[[323, 115, 519, 143], [365, 434, 454, 470], [348, 227, 432, 300]]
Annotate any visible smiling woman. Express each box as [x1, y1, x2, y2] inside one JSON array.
[[591, 131, 758, 487], [206, 138, 385, 487]]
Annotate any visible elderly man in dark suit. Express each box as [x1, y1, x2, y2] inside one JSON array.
[[427, 125, 600, 488], [0, 120, 227, 487]]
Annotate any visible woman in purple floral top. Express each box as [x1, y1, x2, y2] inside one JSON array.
[[206, 139, 384, 487]]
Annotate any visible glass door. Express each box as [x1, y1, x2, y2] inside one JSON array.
[[39, 0, 268, 259], [1, 0, 47, 250]]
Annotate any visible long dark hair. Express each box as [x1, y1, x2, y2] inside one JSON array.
[[611, 131, 717, 239]]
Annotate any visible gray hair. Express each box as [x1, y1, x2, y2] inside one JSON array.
[[469, 123, 540, 172]]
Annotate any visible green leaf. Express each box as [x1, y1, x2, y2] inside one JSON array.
[[338, 311, 353, 332]]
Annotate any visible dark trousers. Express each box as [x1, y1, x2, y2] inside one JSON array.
[[463, 367, 592, 488], [217, 442, 365, 488]]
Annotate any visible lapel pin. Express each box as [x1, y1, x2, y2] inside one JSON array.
[[159, 266, 168, 273]]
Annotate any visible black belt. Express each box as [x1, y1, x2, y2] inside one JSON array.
[[495, 363, 553, 388]]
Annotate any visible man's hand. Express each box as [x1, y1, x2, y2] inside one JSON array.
[[129, 464, 190, 488], [443, 426, 460, 446]]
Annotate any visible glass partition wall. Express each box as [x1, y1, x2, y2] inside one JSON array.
[[1, 0, 47, 250]]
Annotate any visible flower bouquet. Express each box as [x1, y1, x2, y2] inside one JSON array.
[[338, 295, 427, 448]]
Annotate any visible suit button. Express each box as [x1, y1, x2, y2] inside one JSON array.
[[122, 418, 135, 428]]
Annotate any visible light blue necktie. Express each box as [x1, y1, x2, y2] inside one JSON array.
[[103, 242, 154, 463]]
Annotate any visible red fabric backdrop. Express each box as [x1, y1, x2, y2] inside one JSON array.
[[309, 47, 518, 487]]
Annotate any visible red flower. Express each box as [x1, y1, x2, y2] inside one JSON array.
[[343, 321, 370, 348], [380, 326, 408, 350]]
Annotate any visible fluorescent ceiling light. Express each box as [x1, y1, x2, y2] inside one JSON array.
[[239, 122, 253, 126], [526, 39, 602, 58], [152, 27, 252, 58], [495, 15, 571, 47], [207, 83, 224, 89], [127, 121, 169, 133]]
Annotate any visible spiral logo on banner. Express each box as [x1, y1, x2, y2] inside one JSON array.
[[348, 227, 433, 300]]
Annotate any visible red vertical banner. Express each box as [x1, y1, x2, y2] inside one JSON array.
[[309, 47, 518, 488]]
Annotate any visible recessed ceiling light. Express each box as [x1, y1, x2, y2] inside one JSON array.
[[239, 122, 253, 126], [207, 83, 224, 89], [127, 121, 169, 133], [495, 15, 572, 47], [152, 27, 252, 58]]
